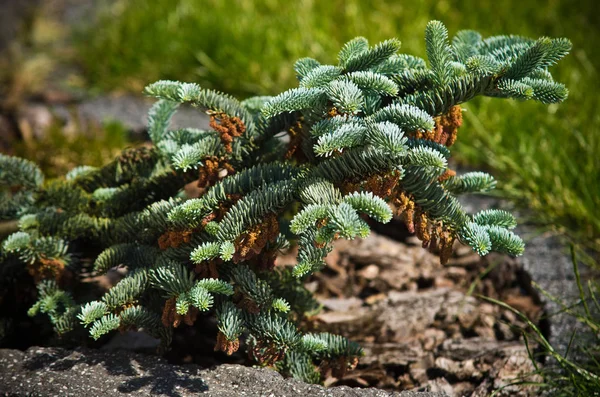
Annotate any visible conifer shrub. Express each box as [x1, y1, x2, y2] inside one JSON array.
[[0, 21, 570, 383]]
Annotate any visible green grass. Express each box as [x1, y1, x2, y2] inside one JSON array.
[[75, 0, 600, 245]]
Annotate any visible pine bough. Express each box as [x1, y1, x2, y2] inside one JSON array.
[[0, 21, 570, 383]]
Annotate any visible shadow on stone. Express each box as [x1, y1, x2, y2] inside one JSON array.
[[2, 347, 209, 397], [0, 346, 445, 397]]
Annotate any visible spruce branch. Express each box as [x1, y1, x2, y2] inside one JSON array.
[[325, 80, 365, 115], [0, 21, 572, 383], [338, 37, 369, 67], [294, 58, 321, 81], [342, 38, 401, 72], [452, 30, 482, 62], [472, 209, 517, 229], [425, 20, 454, 87], [300, 65, 342, 89]]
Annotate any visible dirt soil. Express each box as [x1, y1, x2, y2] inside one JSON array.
[[296, 231, 546, 397]]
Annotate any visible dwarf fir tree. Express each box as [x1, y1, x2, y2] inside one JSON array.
[[0, 21, 570, 383]]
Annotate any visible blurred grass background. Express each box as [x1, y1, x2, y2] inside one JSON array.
[[13, 120, 128, 178], [74, 0, 599, 247]]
